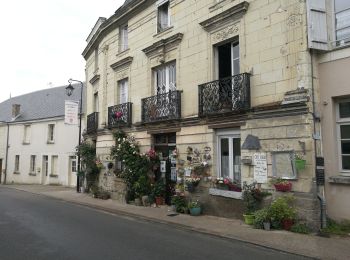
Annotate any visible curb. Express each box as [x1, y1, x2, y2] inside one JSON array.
[[4, 186, 318, 259]]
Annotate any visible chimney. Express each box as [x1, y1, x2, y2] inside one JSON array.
[[12, 104, 21, 118]]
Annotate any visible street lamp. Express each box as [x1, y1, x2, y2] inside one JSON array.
[[66, 79, 83, 193]]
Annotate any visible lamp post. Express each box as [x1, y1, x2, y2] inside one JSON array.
[[66, 79, 83, 192]]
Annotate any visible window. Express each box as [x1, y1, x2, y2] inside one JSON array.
[[94, 92, 99, 112], [217, 130, 241, 182], [157, 0, 170, 32], [337, 100, 350, 171], [51, 156, 58, 176], [217, 41, 240, 79], [154, 62, 176, 94], [30, 155, 36, 173], [118, 79, 128, 104], [48, 124, 55, 143], [272, 151, 297, 179], [119, 24, 128, 52], [94, 47, 99, 71], [70, 156, 77, 173], [14, 155, 20, 172], [43, 155, 48, 176], [23, 125, 31, 144], [335, 0, 350, 43]]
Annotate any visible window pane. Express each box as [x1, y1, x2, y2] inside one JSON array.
[[342, 155, 350, 170], [335, 0, 350, 13], [339, 102, 350, 118], [336, 27, 350, 41], [232, 138, 241, 182], [341, 141, 350, 154], [340, 125, 350, 139], [220, 138, 230, 178]]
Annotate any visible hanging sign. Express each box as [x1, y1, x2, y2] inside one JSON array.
[[253, 153, 268, 183], [160, 161, 166, 173], [65, 100, 79, 125]]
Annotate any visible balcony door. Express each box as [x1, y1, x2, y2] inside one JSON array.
[[218, 41, 240, 79]]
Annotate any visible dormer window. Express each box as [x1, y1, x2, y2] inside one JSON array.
[[157, 0, 170, 32]]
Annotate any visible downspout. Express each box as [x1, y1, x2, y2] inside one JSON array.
[[4, 123, 9, 184], [310, 49, 327, 229]]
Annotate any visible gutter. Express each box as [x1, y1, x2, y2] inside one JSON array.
[[310, 49, 327, 229]]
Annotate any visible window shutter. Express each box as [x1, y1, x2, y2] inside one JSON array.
[[306, 0, 328, 50]]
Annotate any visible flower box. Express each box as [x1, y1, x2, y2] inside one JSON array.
[[274, 182, 292, 192]]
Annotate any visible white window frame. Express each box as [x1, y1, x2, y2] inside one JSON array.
[[153, 62, 176, 94], [70, 156, 77, 173], [156, 0, 171, 33], [51, 155, 58, 176], [216, 129, 241, 181], [43, 155, 49, 176], [336, 99, 350, 172], [14, 155, 20, 172], [30, 155, 36, 173], [119, 24, 128, 52], [118, 79, 129, 104], [335, 0, 350, 43], [48, 124, 55, 143], [23, 124, 31, 144]]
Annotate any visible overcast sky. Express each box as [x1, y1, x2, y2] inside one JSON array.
[[0, 0, 125, 103]]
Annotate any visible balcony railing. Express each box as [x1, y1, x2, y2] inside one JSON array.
[[108, 102, 132, 128], [142, 90, 182, 123], [198, 73, 250, 117], [87, 112, 98, 134]]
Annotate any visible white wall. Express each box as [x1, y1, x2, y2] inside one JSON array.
[[5, 117, 84, 186]]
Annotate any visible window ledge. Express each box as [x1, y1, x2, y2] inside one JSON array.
[[13, 171, 20, 175], [47, 140, 55, 144], [29, 173, 36, 176], [49, 174, 58, 178], [22, 142, 30, 145], [154, 26, 173, 38], [329, 176, 350, 185], [209, 188, 242, 199]]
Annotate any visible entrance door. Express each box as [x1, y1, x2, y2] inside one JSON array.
[[69, 156, 77, 187], [154, 133, 176, 205], [217, 131, 241, 183], [42, 155, 49, 184]]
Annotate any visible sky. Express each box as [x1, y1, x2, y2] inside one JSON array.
[[0, 0, 125, 103]]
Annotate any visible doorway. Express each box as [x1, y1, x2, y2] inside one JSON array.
[[69, 156, 77, 187], [42, 155, 49, 184], [153, 132, 177, 205]]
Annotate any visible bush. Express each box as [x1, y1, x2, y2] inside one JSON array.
[[269, 195, 296, 229], [171, 195, 187, 213], [290, 223, 311, 234], [253, 208, 270, 229], [322, 218, 350, 236]]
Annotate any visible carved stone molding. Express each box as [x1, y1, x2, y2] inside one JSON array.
[[89, 74, 100, 85], [199, 1, 249, 32], [211, 24, 239, 45], [142, 33, 183, 60], [110, 56, 133, 72]]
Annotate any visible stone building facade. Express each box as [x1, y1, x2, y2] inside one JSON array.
[[83, 0, 321, 227]]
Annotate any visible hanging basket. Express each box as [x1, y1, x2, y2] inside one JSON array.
[[295, 159, 306, 171]]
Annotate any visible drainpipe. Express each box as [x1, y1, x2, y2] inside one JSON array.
[[310, 49, 326, 229], [4, 123, 9, 184]]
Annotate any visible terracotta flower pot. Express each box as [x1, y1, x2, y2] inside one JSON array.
[[282, 219, 294, 231], [155, 196, 164, 206]]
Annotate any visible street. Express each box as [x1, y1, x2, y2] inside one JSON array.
[[0, 187, 309, 260]]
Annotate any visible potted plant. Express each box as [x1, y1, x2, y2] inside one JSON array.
[[188, 200, 201, 216], [269, 195, 297, 230], [253, 207, 271, 231], [294, 153, 306, 171], [271, 178, 292, 192], [185, 177, 200, 192], [171, 195, 187, 213], [242, 182, 262, 225], [152, 180, 165, 206]]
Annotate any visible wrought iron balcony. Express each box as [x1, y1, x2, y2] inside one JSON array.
[[198, 73, 250, 117], [108, 102, 132, 128], [142, 90, 182, 123], [86, 112, 98, 134]]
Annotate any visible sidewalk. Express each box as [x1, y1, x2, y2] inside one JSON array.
[[4, 184, 350, 260]]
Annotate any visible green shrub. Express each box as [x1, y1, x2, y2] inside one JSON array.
[[290, 223, 311, 234], [253, 208, 270, 229], [171, 195, 187, 213], [269, 195, 296, 229], [322, 218, 350, 236]]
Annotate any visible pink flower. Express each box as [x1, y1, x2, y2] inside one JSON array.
[[224, 178, 230, 185], [115, 111, 123, 119]]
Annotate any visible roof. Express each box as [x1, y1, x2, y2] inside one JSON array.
[[0, 84, 86, 123]]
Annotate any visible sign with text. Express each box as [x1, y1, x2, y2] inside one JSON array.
[[253, 153, 268, 183], [65, 100, 79, 125]]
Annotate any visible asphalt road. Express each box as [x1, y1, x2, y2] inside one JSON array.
[[0, 187, 309, 260]]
